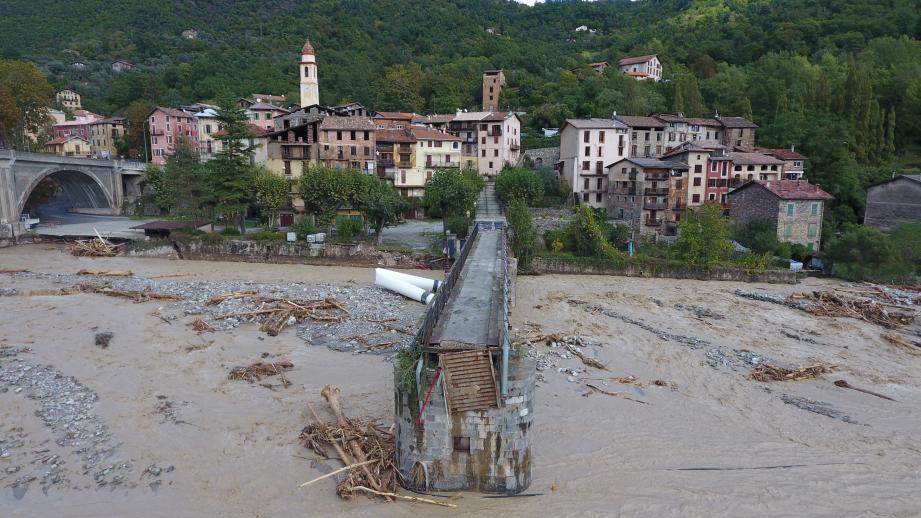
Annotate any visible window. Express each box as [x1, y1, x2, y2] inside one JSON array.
[[644, 145, 650, 156], [364, 131, 370, 140], [583, 178, 589, 190], [598, 147, 603, 157], [692, 177, 701, 187], [808, 223, 817, 237], [494, 149, 498, 157], [708, 193, 716, 201], [481, 150, 486, 157], [582, 192, 589, 202], [350, 131, 356, 140], [489, 161, 494, 169], [283, 161, 291, 176], [336, 131, 342, 140], [599, 131, 605, 143], [583, 131, 590, 143], [597, 178, 603, 189], [364, 146, 370, 156], [784, 224, 793, 237], [692, 193, 700, 203], [582, 161, 590, 171], [401, 171, 406, 183], [787, 203, 795, 216], [584, 146, 590, 156], [596, 193, 602, 203], [350, 146, 357, 156], [811, 203, 818, 216]]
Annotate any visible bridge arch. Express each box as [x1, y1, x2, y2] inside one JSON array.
[[17, 167, 114, 216]]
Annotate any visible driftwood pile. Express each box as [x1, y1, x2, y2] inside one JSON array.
[[750, 362, 833, 382], [77, 269, 133, 277], [297, 386, 454, 507], [788, 290, 915, 328], [212, 294, 348, 336], [74, 283, 182, 303], [228, 360, 293, 386], [66, 232, 123, 257]]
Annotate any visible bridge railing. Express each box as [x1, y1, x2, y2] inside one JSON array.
[[412, 222, 480, 352]]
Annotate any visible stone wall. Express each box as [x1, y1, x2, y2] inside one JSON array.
[[393, 357, 535, 494], [125, 238, 421, 267], [531, 255, 797, 284]]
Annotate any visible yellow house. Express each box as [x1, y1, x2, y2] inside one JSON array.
[[88, 117, 125, 159], [44, 135, 91, 157]]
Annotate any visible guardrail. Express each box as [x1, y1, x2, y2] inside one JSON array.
[[411, 222, 480, 351]]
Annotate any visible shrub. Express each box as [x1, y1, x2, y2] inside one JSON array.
[[825, 224, 911, 281], [219, 227, 241, 236], [252, 229, 285, 243], [571, 205, 618, 258], [445, 215, 471, 239], [200, 232, 224, 244], [544, 228, 575, 253], [336, 218, 365, 241], [507, 200, 537, 269], [292, 218, 316, 240], [790, 243, 808, 262]]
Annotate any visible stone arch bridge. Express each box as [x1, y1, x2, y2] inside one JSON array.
[[0, 149, 146, 232]]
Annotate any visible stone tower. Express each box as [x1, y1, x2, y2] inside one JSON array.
[[482, 69, 505, 112], [299, 38, 319, 107]]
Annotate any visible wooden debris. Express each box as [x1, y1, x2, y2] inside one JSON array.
[[228, 361, 293, 386], [349, 486, 457, 508], [584, 383, 647, 405], [299, 386, 398, 501], [882, 333, 921, 352], [190, 319, 215, 333], [215, 297, 348, 336], [788, 290, 915, 328], [76, 283, 181, 303], [207, 291, 258, 305], [66, 231, 122, 257], [833, 379, 897, 402], [564, 344, 606, 370], [77, 269, 133, 277], [0, 269, 29, 274], [750, 363, 832, 382]]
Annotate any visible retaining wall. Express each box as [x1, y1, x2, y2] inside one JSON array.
[[125, 239, 421, 267], [394, 357, 535, 494], [532, 255, 797, 284]]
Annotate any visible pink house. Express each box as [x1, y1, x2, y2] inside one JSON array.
[[147, 107, 200, 165], [52, 109, 102, 141], [246, 101, 289, 132]]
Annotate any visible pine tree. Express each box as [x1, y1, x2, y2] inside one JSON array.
[[209, 100, 257, 233], [885, 107, 897, 156]]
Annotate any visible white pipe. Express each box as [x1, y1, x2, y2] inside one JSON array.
[[375, 268, 441, 293], [375, 273, 434, 304]]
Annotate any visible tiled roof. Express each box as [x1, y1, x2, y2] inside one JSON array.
[[151, 106, 192, 118], [375, 128, 416, 143], [411, 127, 461, 141], [686, 117, 721, 126], [755, 147, 807, 161], [302, 38, 315, 54], [608, 157, 689, 170], [746, 180, 833, 200], [319, 116, 375, 131], [728, 152, 784, 166], [625, 71, 649, 77], [412, 113, 455, 124], [481, 111, 517, 122], [618, 54, 657, 66], [46, 135, 88, 145], [373, 111, 414, 120], [615, 115, 666, 128], [563, 118, 628, 130], [248, 102, 289, 112], [588, 61, 609, 67], [213, 123, 269, 138], [452, 111, 490, 122], [718, 116, 758, 128]]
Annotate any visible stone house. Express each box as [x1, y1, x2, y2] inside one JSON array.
[[374, 128, 416, 189], [558, 118, 629, 210], [617, 55, 662, 81], [111, 60, 136, 73], [864, 175, 921, 231], [728, 180, 832, 252], [608, 157, 689, 235], [661, 141, 728, 208], [717, 116, 758, 149], [654, 113, 723, 148], [372, 112, 413, 130], [729, 152, 783, 183], [482, 70, 506, 111], [55, 89, 82, 110], [448, 111, 490, 171], [318, 116, 376, 172], [265, 119, 321, 180], [616, 115, 666, 158]]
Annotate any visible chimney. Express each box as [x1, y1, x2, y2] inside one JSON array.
[[612, 111, 617, 119], [791, 143, 795, 152]]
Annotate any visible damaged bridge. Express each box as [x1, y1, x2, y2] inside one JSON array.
[[394, 183, 535, 494]]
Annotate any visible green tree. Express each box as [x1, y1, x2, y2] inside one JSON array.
[[371, 63, 425, 112], [422, 168, 485, 222], [0, 59, 53, 150], [888, 221, 921, 274], [209, 100, 257, 233], [506, 200, 537, 269], [161, 139, 209, 221], [570, 204, 618, 259], [674, 203, 733, 267], [495, 167, 545, 206], [142, 163, 172, 213], [253, 167, 291, 228], [298, 164, 363, 232], [360, 177, 408, 244], [732, 218, 789, 258], [825, 224, 910, 281]]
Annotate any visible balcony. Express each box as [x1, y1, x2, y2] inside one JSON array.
[[397, 160, 413, 168], [643, 200, 667, 210], [611, 187, 636, 195], [645, 172, 668, 181], [425, 159, 459, 168], [644, 218, 663, 227], [644, 187, 668, 196], [379, 159, 395, 167], [510, 142, 520, 151]]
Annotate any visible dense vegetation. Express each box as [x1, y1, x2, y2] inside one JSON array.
[[2, 0, 921, 238]]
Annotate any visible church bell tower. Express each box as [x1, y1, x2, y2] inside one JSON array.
[[299, 38, 319, 107]]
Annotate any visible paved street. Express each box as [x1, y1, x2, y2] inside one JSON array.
[[31, 197, 154, 240]]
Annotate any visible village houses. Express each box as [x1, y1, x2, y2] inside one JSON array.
[[608, 157, 689, 235], [617, 55, 662, 81], [558, 118, 629, 210], [863, 175, 921, 231]]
